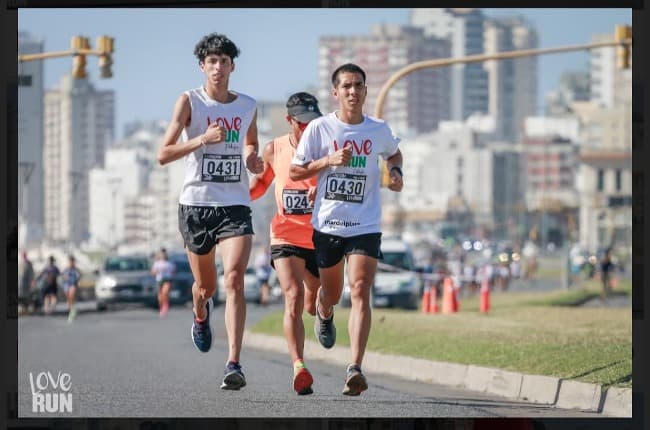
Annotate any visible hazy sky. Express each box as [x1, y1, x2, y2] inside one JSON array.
[[18, 8, 631, 139]]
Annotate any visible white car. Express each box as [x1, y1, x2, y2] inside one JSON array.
[[341, 239, 421, 310], [94, 255, 157, 311]]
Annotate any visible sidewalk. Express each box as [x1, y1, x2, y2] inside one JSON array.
[[243, 330, 631, 417]]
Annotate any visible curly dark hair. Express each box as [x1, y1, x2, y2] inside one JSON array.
[[193, 33, 240, 64], [331, 63, 366, 88], [286, 92, 319, 109]]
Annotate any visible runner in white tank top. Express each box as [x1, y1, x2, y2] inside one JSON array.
[[290, 63, 404, 396], [157, 33, 263, 391]]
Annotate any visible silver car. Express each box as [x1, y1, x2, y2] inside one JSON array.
[[94, 255, 157, 311]]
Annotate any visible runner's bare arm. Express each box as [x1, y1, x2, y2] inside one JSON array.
[[385, 149, 403, 192], [250, 140, 276, 201], [289, 146, 352, 180], [157, 94, 228, 165], [244, 110, 264, 174]]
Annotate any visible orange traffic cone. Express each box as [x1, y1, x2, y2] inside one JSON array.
[[442, 277, 456, 314], [421, 288, 431, 314], [430, 283, 439, 313], [480, 277, 490, 314], [452, 278, 460, 312]]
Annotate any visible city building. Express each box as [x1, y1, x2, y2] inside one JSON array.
[[410, 8, 489, 121], [318, 24, 450, 135], [18, 31, 45, 248], [44, 75, 114, 245], [484, 16, 538, 142], [88, 146, 150, 248], [545, 70, 590, 116]]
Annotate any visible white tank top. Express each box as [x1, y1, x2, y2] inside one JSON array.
[[178, 87, 257, 207]]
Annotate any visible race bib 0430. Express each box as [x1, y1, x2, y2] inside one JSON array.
[[324, 173, 366, 204], [201, 154, 241, 183], [282, 189, 312, 215]]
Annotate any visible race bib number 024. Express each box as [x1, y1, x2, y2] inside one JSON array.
[[202, 154, 241, 183], [282, 189, 312, 215], [325, 173, 366, 203]]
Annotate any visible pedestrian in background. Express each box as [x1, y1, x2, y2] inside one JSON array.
[[61, 255, 82, 322], [151, 248, 176, 317], [37, 255, 60, 315], [18, 250, 35, 315], [290, 63, 404, 396]]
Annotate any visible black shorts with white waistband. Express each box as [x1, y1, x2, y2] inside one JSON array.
[[178, 204, 254, 255]]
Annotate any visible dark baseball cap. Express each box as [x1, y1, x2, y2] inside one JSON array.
[[286, 92, 322, 123]]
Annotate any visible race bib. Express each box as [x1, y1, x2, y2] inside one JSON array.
[[324, 173, 366, 203], [201, 154, 241, 183], [282, 189, 312, 215]]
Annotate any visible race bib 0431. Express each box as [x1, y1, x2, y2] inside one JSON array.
[[201, 154, 242, 183]]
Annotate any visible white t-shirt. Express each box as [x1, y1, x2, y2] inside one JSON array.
[[178, 87, 257, 207], [152, 260, 175, 282], [292, 112, 400, 237]]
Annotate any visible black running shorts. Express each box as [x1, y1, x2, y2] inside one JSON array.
[[270, 244, 320, 279], [311, 230, 383, 269], [178, 204, 254, 255]]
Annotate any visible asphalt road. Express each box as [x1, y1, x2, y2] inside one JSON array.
[[18, 301, 601, 418]]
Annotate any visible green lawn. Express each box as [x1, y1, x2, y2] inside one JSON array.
[[251, 283, 631, 389]]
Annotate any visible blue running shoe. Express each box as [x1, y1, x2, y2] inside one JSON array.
[[314, 303, 336, 349], [191, 298, 212, 353], [221, 361, 246, 390]]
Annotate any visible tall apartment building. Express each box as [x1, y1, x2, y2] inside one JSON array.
[[318, 24, 450, 136], [545, 71, 590, 116], [484, 16, 538, 143], [18, 31, 45, 247], [410, 8, 489, 121], [44, 75, 114, 245], [590, 33, 631, 109]]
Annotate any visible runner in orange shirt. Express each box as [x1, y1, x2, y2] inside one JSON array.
[[250, 92, 322, 395]]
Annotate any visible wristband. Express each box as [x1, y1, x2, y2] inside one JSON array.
[[390, 166, 403, 177]]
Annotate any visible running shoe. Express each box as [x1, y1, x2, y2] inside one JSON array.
[[314, 303, 336, 349], [342, 364, 368, 396], [293, 362, 314, 395], [221, 361, 246, 390], [67, 307, 77, 323], [190, 298, 212, 353]]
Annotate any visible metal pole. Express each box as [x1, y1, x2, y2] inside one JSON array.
[[374, 39, 632, 119]]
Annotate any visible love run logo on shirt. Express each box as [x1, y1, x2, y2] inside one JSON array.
[[207, 116, 242, 143], [333, 139, 373, 168], [29, 370, 72, 413]]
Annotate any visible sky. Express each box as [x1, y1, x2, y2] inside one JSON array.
[[18, 8, 632, 140]]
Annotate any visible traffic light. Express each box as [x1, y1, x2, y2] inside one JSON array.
[[71, 35, 90, 79], [614, 24, 632, 69], [96, 35, 114, 78]]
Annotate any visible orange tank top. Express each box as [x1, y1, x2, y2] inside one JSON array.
[[270, 134, 317, 249]]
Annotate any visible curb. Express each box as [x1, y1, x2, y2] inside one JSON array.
[[243, 330, 631, 417]]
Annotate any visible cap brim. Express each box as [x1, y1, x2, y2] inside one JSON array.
[[293, 111, 322, 123]]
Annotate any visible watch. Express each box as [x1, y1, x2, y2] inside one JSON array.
[[390, 166, 403, 177]]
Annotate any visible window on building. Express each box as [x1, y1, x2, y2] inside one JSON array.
[[615, 169, 622, 191], [597, 169, 605, 192]]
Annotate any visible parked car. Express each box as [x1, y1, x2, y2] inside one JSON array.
[[217, 266, 262, 304], [341, 239, 421, 310], [166, 252, 195, 306], [94, 255, 156, 311]]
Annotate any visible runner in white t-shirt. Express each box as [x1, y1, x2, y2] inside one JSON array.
[[290, 63, 404, 396], [151, 248, 176, 318]]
